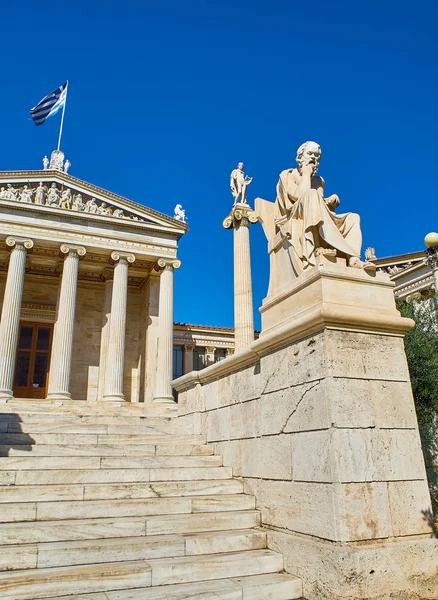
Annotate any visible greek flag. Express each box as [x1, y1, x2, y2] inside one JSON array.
[[30, 82, 68, 126]]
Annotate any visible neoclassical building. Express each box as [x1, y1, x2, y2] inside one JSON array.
[[0, 151, 187, 406]]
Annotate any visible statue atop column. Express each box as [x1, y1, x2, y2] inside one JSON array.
[[256, 141, 375, 295], [230, 162, 253, 205]]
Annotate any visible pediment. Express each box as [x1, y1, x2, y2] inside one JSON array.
[[0, 170, 187, 236]]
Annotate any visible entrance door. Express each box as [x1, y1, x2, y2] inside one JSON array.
[[13, 323, 53, 399]]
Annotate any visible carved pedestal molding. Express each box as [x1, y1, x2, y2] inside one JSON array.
[[97, 268, 114, 401], [103, 252, 135, 403], [47, 244, 86, 401], [223, 203, 258, 352], [0, 237, 34, 401], [153, 257, 181, 403]]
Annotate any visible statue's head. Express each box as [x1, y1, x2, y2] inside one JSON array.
[[296, 141, 321, 173], [238, 162, 244, 170]]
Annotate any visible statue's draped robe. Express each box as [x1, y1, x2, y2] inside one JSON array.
[[275, 169, 362, 274]]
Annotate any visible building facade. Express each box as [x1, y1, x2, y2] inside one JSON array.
[[0, 152, 187, 406]]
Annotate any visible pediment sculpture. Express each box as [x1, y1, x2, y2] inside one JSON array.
[[255, 141, 375, 297], [0, 181, 145, 222]]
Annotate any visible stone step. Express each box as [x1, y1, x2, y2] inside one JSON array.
[[1, 529, 267, 570], [0, 494, 255, 523], [0, 550, 283, 599], [0, 432, 207, 447], [0, 455, 222, 470], [41, 573, 303, 599], [0, 511, 261, 545], [0, 479, 244, 503], [3, 421, 178, 434], [0, 413, 174, 425], [0, 443, 214, 457], [11, 466, 233, 486], [0, 400, 174, 417]]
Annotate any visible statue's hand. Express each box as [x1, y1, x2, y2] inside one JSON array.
[[301, 163, 314, 177], [326, 194, 340, 210]]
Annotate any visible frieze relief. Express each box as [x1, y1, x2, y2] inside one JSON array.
[[0, 181, 146, 223]]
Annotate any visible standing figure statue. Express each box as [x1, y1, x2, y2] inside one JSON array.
[[42, 156, 49, 170], [64, 159, 71, 174], [35, 182, 46, 205], [230, 162, 253, 205], [60, 188, 72, 209], [46, 183, 60, 206], [0, 187, 7, 199]]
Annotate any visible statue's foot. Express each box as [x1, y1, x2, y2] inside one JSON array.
[[349, 257, 376, 272]]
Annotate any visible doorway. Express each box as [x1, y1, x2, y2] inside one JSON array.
[[13, 323, 53, 399]]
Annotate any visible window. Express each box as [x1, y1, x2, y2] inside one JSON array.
[[214, 348, 227, 362], [193, 347, 206, 370], [173, 346, 183, 380]]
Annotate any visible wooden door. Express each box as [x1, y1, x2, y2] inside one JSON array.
[[13, 323, 53, 399]]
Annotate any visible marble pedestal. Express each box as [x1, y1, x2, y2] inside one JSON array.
[[174, 257, 438, 599]]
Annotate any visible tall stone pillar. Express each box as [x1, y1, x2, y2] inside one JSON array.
[[47, 244, 86, 401], [223, 203, 257, 352], [103, 252, 135, 403], [97, 269, 114, 401], [153, 258, 181, 404], [0, 237, 34, 401], [183, 344, 195, 374]]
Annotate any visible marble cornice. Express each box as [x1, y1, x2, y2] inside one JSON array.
[[0, 170, 188, 233], [0, 222, 177, 258]]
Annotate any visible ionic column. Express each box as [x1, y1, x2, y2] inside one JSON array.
[[103, 252, 135, 403], [223, 204, 258, 352], [97, 269, 114, 401], [153, 258, 181, 403], [47, 244, 86, 400], [0, 237, 34, 401], [205, 346, 216, 366], [183, 344, 195, 374]]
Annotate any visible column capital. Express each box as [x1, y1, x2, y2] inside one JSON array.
[[100, 268, 114, 282], [5, 237, 34, 252], [223, 204, 258, 230], [205, 346, 216, 354], [60, 244, 86, 259], [155, 258, 181, 271], [226, 347, 235, 356], [184, 344, 195, 351], [110, 251, 135, 265]]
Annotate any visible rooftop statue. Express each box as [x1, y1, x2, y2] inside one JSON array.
[[256, 141, 375, 295], [174, 204, 186, 223], [230, 162, 253, 205]]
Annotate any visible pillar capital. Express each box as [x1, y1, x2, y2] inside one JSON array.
[[184, 344, 195, 351], [110, 251, 135, 265], [155, 257, 181, 271], [60, 244, 86, 259], [205, 346, 216, 354], [5, 237, 34, 252], [223, 204, 258, 230]]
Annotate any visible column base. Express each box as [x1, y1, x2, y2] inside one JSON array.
[[153, 395, 175, 404], [0, 390, 13, 402], [102, 394, 126, 403], [46, 392, 72, 402]]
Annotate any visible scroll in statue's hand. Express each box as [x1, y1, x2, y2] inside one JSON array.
[[326, 194, 340, 210]]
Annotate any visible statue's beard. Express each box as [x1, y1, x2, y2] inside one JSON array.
[[299, 158, 320, 175]]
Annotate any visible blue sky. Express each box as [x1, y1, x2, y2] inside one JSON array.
[[1, 0, 436, 328]]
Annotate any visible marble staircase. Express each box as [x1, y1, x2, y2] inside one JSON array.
[[0, 402, 302, 600]]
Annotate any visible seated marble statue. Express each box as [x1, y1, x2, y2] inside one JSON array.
[[256, 141, 375, 295]]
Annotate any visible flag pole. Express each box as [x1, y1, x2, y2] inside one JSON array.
[[57, 81, 68, 151]]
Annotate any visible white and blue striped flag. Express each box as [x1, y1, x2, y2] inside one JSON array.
[[30, 82, 68, 126]]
